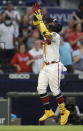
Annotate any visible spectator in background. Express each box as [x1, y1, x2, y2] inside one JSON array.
[[73, 41, 83, 73], [68, 23, 83, 51], [19, 15, 34, 34], [59, 37, 73, 73], [10, 43, 34, 73], [28, 15, 35, 34], [18, 25, 29, 46], [5, 2, 21, 37], [0, 15, 17, 72], [26, 7, 33, 19], [41, 7, 48, 22], [1, 11, 6, 23], [19, 15, 29, 35], [41, 7, 48, 17], [72, 3, 83, 32], [29, 40, 43, 74], [63, 19, 74, 42], [19, 15, 34, 38], [0, 15, 16, 60], [28, 16, 34, 30], [27, 29, 40, 50], [0, 11, 6, 24]]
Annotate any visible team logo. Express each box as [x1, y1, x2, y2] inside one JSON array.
[[9, 73, 30, 79]]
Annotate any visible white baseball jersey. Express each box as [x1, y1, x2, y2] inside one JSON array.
[[5, 10, 20, 22], [29, 48, 44, 74], [0, 23, 15, 49], [43, 32, 60, 63]]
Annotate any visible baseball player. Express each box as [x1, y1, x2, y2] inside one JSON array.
[[33, 4, 70, 125]]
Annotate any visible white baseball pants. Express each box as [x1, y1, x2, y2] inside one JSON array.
[[37, 62, 66, 96]]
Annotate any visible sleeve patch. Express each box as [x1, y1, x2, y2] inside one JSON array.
[[49, 34, 53, 38]]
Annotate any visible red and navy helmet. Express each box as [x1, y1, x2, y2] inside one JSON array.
[[45, 17, 62, 33]]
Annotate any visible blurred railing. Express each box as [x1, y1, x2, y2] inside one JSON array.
[[6, 91, 83, 125], [7, 92, 83, 98]]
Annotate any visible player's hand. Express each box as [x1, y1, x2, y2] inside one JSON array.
[[33, 3, 42, 26], [34, 9, 42, 21], [33, 3, 42, 21], [33, 3, 40, 14]]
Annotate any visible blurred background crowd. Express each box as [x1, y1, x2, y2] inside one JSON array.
[[0, 0, 83, 74]]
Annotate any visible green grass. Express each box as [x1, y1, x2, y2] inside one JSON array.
[[0, 126, 83, 131]]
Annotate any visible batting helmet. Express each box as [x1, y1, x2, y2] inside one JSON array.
[[45, 17, 62, 33]]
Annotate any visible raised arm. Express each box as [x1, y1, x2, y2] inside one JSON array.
[[33, 4, 54, 40], [72, 12, 83, 24]]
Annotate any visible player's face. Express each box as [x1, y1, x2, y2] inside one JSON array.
[[46, 22, 54, 32], [19, 45, 26, 54]]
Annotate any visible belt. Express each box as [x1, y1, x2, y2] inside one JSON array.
[[44, 61, 59, 65]]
